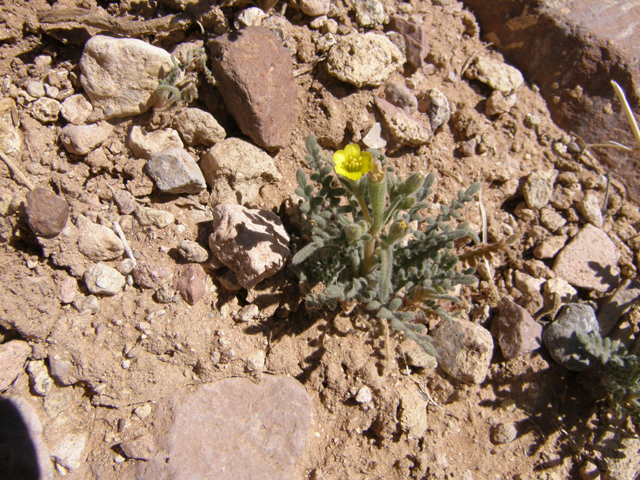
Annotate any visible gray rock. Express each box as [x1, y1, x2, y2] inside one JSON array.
[[60, 121, 114, 155], [485, 90, 517, 115], [209, 205, 291, 289], [128, 126, 183, 160], [25, 188, 69, 237], [146, 148, 206, 194], [177, 240, 209, 263], [121, 434, 155, 461], [523, 169, 557, 209], [173, 263, 207, 305], [384, 80, 418, 114], [200, 137, 282, 206], [0, 396, 53, 480], [26, 360, 53, 396], [132, 263, 171, 290], [135, 207, 175, 228], [466, 57, 524, 95], [80, 35, 173, 119], [431, 318, 494, 385], [48, 355, 76, 386], [375, 97, 431, 147], [73, 294, 99, 315], [495, 298, 542, 359], [598, 279, 640, 336], [542, 303, 599, 371], [143, 376, 311, 480], [553, 224, 620, 293], [354, 0, 388, 27], [210, 27, 297, 149], [84, 263, 126, 295], [388, 16, 429, 69], [113, 189, 138, 215], [31, 97, 61, 123], [577, 190, 604, 228], [0, 340, 31, 391], [76, 215, 124, 261], [490, 423, 517, 444], [300, 0, 330, 16], [51, 433, 87, 472], [155, 284, 177, 304], [327, 32, 405, 87], [533, 234, 567, 260], [172, 108, 226, 147], [60, 94, 93, 125], [26, 81, 45, 98], [422, 88, 450, 131]]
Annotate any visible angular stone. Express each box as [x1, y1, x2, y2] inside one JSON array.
[[200, 137, 282, 206], [466, 57, 524, 95], [173, 263, 207, 305], [422, 88, 450, 131], [398, 386, 427, 440], [31, 97, 61, 123], [523, 169, 557, 209], [533, 234, 567, 260], [431, 318, 494, 385], [553, 224, 620, 293], [177, 240, 209, 263], [80, 35, 173, 119], [76, 215, 124, 262], [51, 433, 87, 472], [597, 279, 640, 336], [542, 303, 599, 371], [495, 298, 543, 359], [143, 376, 311, 480], [25, 188, 69, 237], [362, 122, 387, 149], [114, 189, 137, 215], [485, 90, 517, 115], [210, 27, 297, 149], [539, 208, 566, 232], [84, 263, 126, 295], [209, 205, 291, 289], [172, 108, 226, 147], [26, 360, 53, 396], [128, 126, 183, 160], [375, 97, 431, 147], [388, 16, 430, 69], [60, 94, 93, 125], [59, 121, 114, 155], [57, 275, 78, 304], [146, 148, 206, 194], [384, 80, 418, 114], [121, 434, 155, 461], [577, 190, 604, 228], [133, 263, 171, 290], [0, 340, 31, 391], [135, 207, 175, 228], [327, 32, 405, 87]]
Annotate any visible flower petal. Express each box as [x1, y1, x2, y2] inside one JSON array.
[[344, 144, 361, 159], [333, 150, 346, 166], [335, 163, 362, 180], [360, 151, 373, 173]]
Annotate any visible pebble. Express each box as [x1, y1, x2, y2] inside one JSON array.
[[51, 433, 87, 472], [200, 137, 281, 206], [134, 403, 152, 419], [25, 187, 69, 237], [76, 215, 124, 261], [523, 169, 557, 209], [327, 32, 405, 87], [577, 190, 604, 228], [485, 90, 517, 115], [490, 422, 517, 444], [539, 208, 566, 232], [59, 121, 114, 155], [84, 263, 126, 295], [300, 0, 330, 16], [79, 35, 173, 119], [0, 340, 31, 391], [128, 126, 183, 160], [60, 94, 93, 125], [135, 206, 175, 228], [578, 460, 600, 480], [422, 88, 451, 131], [57, 276, 78, 304], [405, 349, 438, 369], [210, 27, 296, 149], [398, 387, 427, 439], [234, 304, 259, 322], [597, 279, 640, 336], [73, 294, 99, 315], [388, 15, 429, 69], [133, 263, 171, 290], [209, 204, 291, 289], [26, 360, 53, 396], [26, 81, 45, 98], [245, 350, 266, 372], [172, 108, 226, 147], [543, 277, 577, 301], [113, 189, 138, 215], [362, 122, 387, 149], [44, 84, 60, 99], [120, 434, 155, 461], [118, 258, 136, 275], [146, 148, 207, 194], [466, 57, 524, 95], [384, 80, 418, 114], [172, 263, 207, 305], [177, 239, 209, 263], [533, 235, 567, 260], [31, 97, 61, 123], [553, 224, 620, 293], [155, 284, 177, 304], [354, 0, 388, 27], [141, 377, 311, 480], [494, 298, 542, 359], [235, 7, 267, 28], [355, 385, 373, 404], [375, 97, 431, 147], [542, 303, 599, 371], [513, 270, 545, 296], [431, 318, 494, 385]]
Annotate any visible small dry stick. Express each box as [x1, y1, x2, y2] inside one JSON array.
[[0, 149, 34, 190], [112, 221, 137, 267]]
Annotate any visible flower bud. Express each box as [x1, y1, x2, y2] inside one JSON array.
[[346, 224, 363, 242], [399, 173, 425, 195]]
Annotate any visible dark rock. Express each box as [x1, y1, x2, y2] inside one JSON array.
[[495, 298, 543, 359], [387, 16, 430, 69], [209, 27, 297, 149], [172, 263, 207, 305], [597, 279, 640, 336], [25, 188, 69, 237], [542, 303, 599, 371]]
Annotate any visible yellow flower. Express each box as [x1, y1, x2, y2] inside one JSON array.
[[333, 144, 373, 181]]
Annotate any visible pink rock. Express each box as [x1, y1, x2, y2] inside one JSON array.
[[0, 340, 31, 391], [388, 16, 430, 69], [57, 276, 78, 304], [494, 298, 543, 359], [25, 188, 69, 237], [553, 224, 620, 293], [172, 263, 207, 305], [133, 263, 171, 290]]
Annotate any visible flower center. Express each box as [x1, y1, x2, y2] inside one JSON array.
[[343, 157, 362, 173]]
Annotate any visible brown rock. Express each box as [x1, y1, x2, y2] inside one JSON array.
[[209, 27, 297, 149], [597, 279, 640, 336], [375, 97, 431, 148], [172, 263, 207, 305], [387, 16, 430, 69], [59, 122, 114, 155], [25, 188, 69, 237], [133, 263, 171, 290], [0, 340, 31, 391], [494, 298, 543, 359], [120, 434, 155, 461]]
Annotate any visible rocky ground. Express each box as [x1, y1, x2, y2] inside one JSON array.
[[1, 0, 640, 479]]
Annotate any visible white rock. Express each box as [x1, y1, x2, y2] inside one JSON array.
[[234, 304, 259, 322], [172, 108, 226, 146], [362, 122, 387, 149], [236, 7, 267, 28], [51, 433, 87, 472], [79, 35, 173, 119], [523, 169, 558, 210], [31, 97, 61, 123], [59, 122, 114, 155], [84, 263, 126, 295], [544, 276, 577, 300], [128, 126, 183, 160], [26, 81, 45, 98], [76, 215, 124, 261], [327, 33, 405, 87], [245, 350, 266, 372], [60, 94, 93, 125], [355, 386, 372, 404], [466, 57, 524, 95], [134, 403, 152, 419], [135, 206, 175, 228], [26, 360, 53, 396]]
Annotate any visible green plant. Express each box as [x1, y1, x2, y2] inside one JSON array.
[[291, 135, 480, 370], [578, 331, 640, 424]]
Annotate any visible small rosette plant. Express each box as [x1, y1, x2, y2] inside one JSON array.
[[291, 135, 480, 362]]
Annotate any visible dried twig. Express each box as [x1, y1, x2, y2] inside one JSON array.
[[0, 149, 34, 190], [112, 221, 137, 267]]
